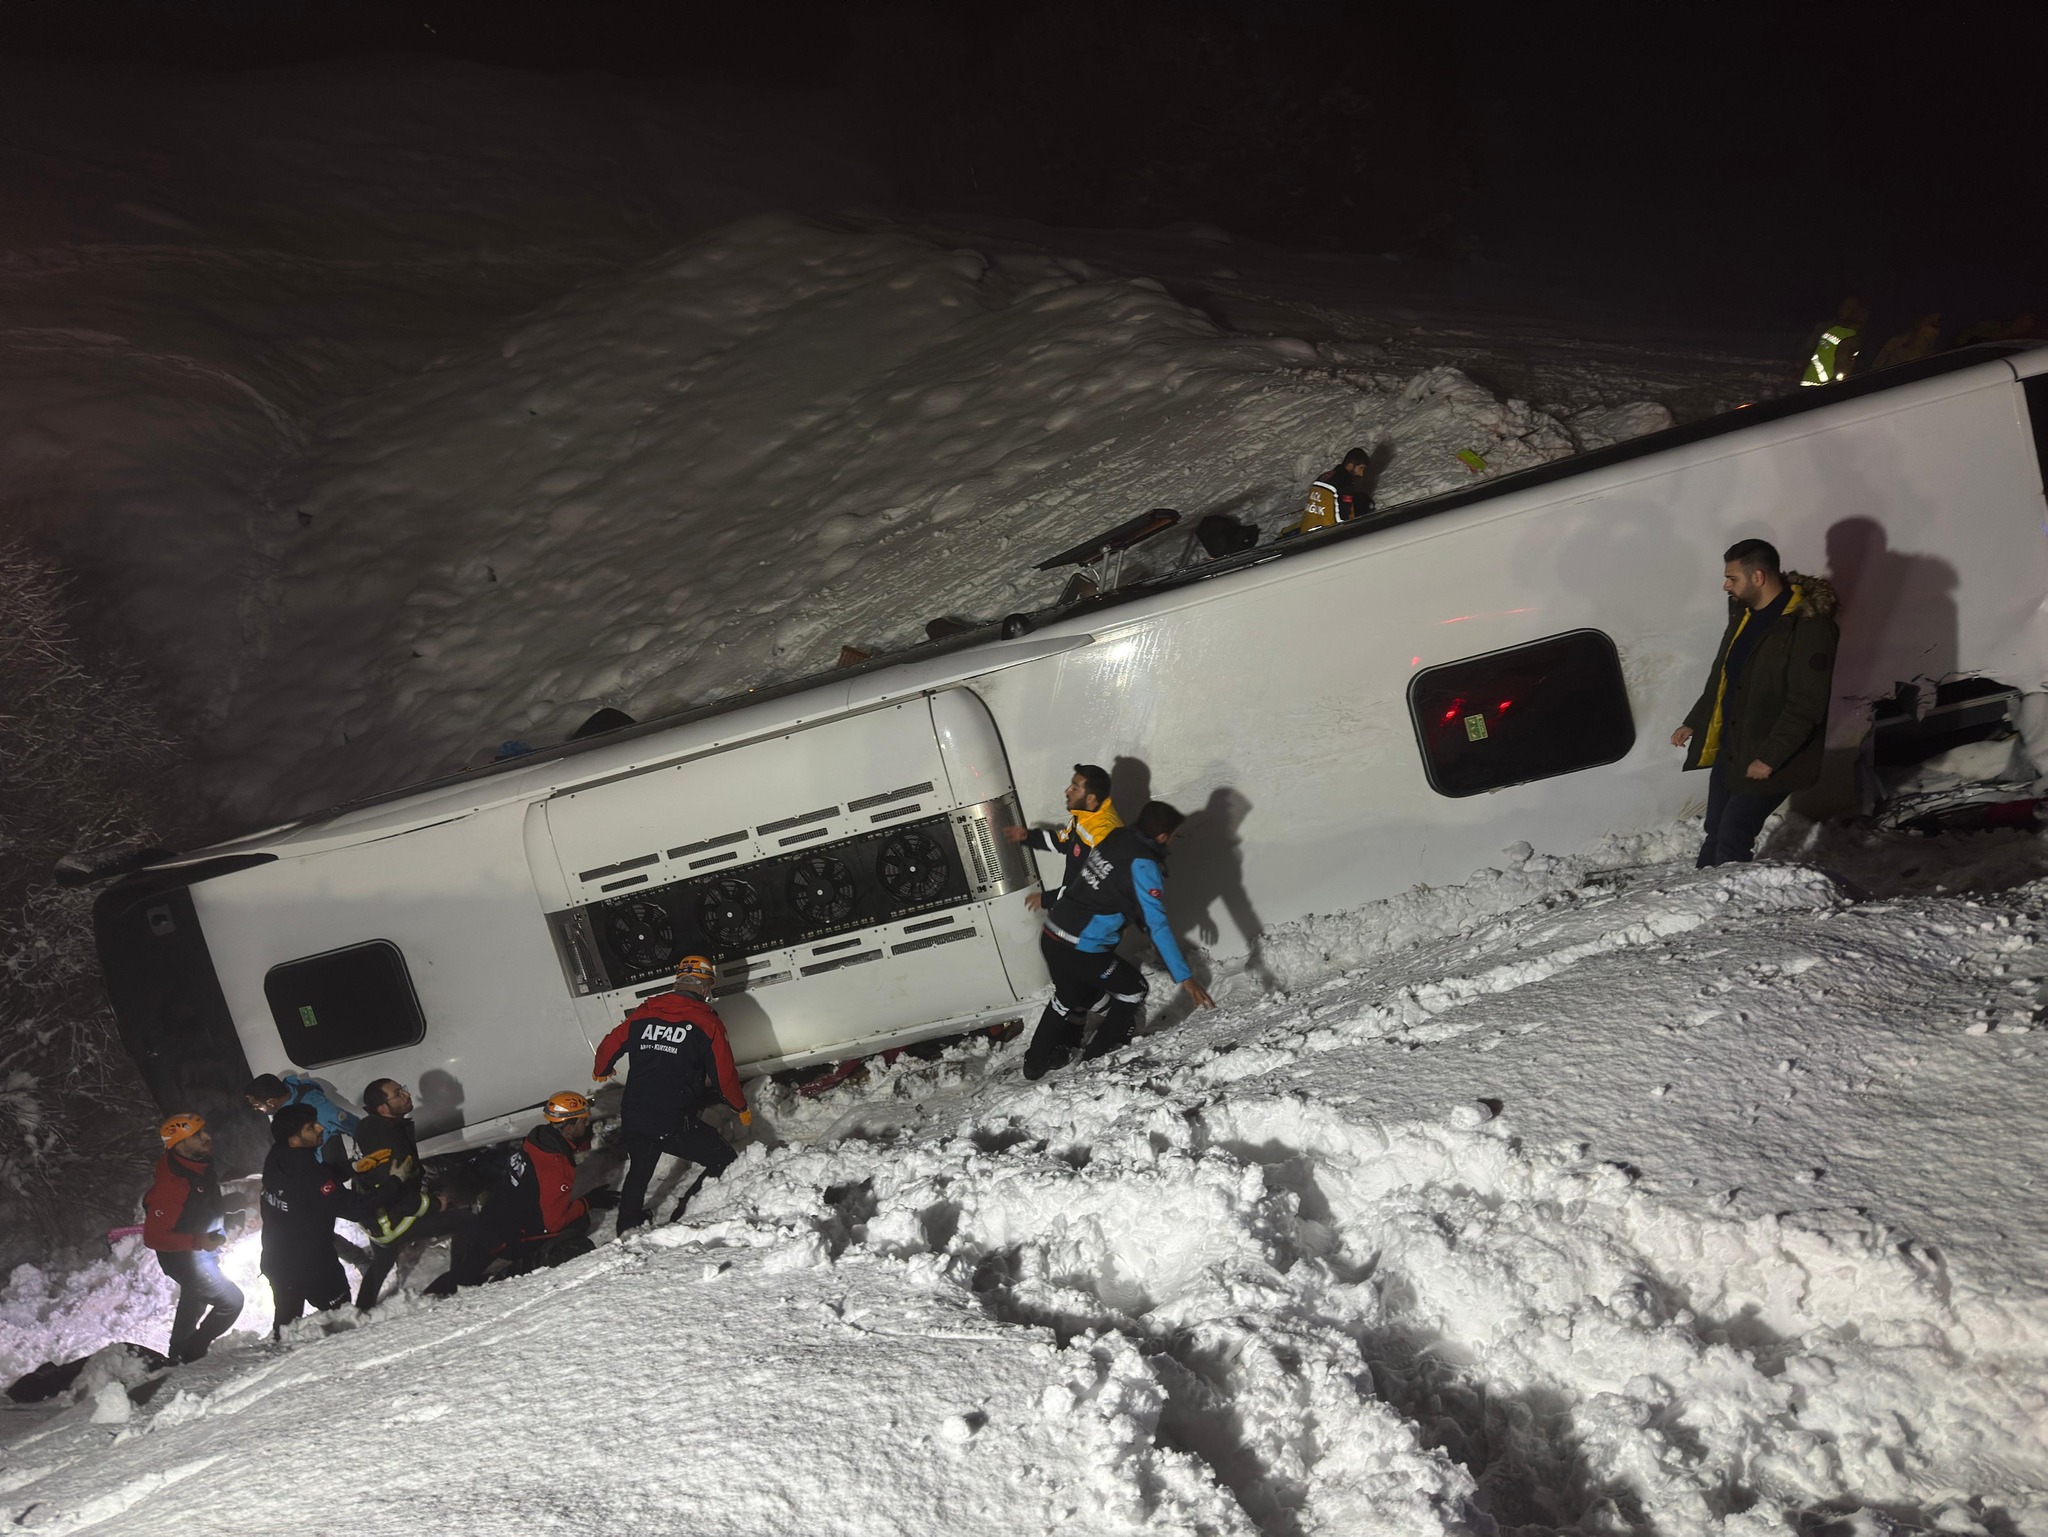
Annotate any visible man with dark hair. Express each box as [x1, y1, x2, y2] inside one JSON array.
[[1297, 447, 1376, 533], [1673, 539, 1840, 866], [593, 956, 750, 1232], [260, 1105, 375, 1336], [1003, 763, 1121, 911], [244, 1071, 358, 1169], [1023, 798, 1216, 1079], [142, 1113, 245, 1364], [350, 1079, 476, 1309]]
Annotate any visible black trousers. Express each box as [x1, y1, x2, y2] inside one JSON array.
[[1697, 768, 1788, 867], [617, 1122, 736, 1231], [158, 1248, 244, 1363], [355, 1205, 478, 1310], [1024, 934, 1147, 1077], [434, 1214, 595, 1293], [266, 1266, 350, 1337]]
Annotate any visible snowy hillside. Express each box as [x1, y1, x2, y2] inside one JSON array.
[[5, 841, 2046, 1534], [0, 57, 1786, 831]]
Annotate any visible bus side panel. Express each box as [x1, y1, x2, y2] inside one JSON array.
[[192, 801, 587, 1139], [973, 369, 2048, 956], [547, 693, 1036, 1071]]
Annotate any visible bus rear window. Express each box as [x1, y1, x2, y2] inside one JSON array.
[[264, 941, 425, 1067]]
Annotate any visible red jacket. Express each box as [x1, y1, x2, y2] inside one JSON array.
[[484, 1122, 588, 1245], [142, 1152, 225, 1253], [594, 991, 746, 1135]]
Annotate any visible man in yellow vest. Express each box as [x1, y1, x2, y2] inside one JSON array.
[[1799, 297, 1869, 386], [1672, 539, 1840, 866]]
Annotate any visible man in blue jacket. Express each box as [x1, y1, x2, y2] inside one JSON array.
[[1023, 799, 1215, 1079], [245, 1072, 358, 1169]]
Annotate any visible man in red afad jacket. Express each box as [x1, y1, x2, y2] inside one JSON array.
[[143, 1113, 245, 1364], [594, 954, 750, 1231]]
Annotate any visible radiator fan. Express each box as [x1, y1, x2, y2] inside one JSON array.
[[603, 900, 676, 973], [875, 828, 948, 903], [696, 877, 766, 951], [787, 854, 858, 927]]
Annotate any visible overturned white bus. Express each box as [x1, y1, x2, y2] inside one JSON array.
[[97, 344, 2048, 1164]]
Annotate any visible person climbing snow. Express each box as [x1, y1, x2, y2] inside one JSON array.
[[260, 1104, 376, 1336], [1023, 799, 1215, 1079], [593, 955, 750, 1231], [143, 1113, 245, 1364]]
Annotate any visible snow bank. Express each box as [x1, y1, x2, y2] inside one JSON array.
[[12, 848, 2042, 1535], [203, 214, 1586, 823]]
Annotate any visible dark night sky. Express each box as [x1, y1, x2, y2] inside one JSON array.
[[5, 1, 2044, 325]]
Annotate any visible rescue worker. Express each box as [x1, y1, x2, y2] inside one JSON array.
[[1023, 800, 1216, 1079], [350, 1079, 476, 1309], [1799, 297, 1869, 386], [1672, 539, 1840, 866], [1296, 447, 1375, 533], [431, 1092, 616, 1291], [594, 955, 751, 1232], [1003, 763, 1120, 910], [244, 1072, 358, 1168], [260, 1104, 374, 1336], [142, 1113, 245, 1364]]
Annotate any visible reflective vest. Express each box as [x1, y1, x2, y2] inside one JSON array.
[[1297, 480, 1342, 533], [1800, 324, 1860, 386]]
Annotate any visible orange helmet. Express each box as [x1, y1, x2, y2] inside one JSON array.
[[673, 954, 715, 993], [158, 1112, 205, 1147], [544, 1090, 591, 1124]]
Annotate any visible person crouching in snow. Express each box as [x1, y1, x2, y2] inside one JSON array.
[[143, 1113, 245, 1364], [594, 954, 750, 1231], [431, 1092, 617, 1292], [261, 1104, 376, 1336]]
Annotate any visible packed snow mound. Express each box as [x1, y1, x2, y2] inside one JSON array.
[[208, 214, 1581, 822], [8, 847, 2045, 1534]]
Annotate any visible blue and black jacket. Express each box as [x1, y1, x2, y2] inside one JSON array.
[[280, 1074, 359, 1141], [1042, 827, 1192, 983]]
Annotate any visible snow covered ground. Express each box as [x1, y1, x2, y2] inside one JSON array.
[[7, 52, 2030, 1537], [6, 830, 2046, 1535]]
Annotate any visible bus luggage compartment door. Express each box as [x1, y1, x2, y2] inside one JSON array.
[[535, 690, 1041, 1069]]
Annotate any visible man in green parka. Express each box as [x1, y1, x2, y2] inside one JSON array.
[[1671, 538, 1840, 866]]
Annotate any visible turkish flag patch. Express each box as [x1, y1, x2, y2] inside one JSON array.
[[1148, 888, 1163, 898], [319, 1179, 338, 1196]]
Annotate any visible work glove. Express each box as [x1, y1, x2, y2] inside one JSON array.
[[585, 1187, 622, 1211], [738, 1110, 753, 1128]]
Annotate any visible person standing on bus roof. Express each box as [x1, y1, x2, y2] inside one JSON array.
[[1671, 538, 1839, 867], [1023, 800, 1216, 1079], [1003, 763, 1121, 910], [350, 1079, 477, 1309], [1296, 448, 1375, 534], [1799, 297, 1869, 386], [594, 955, 751, 1232], [143, 1113, 245, 1364]]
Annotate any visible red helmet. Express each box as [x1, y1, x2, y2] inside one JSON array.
[[673, 955, 715, 993], [158, 1112, 205, 1147], [544, 1090, 591, 1124]]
